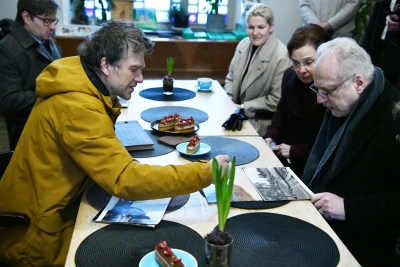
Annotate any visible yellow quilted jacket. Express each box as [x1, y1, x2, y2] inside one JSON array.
[[0, 56, 212, 266]]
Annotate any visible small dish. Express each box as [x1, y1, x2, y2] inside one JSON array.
[[176, 142, 211, 157], [194, 85, 213, 92], [139, 249, 198, 267], [150, 120, 200, 135]]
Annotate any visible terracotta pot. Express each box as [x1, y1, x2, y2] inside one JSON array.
[[163, 78, 174, 95], [204, 232, 233, 267]]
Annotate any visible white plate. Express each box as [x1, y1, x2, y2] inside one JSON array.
[[194, 85, 213, 92], [139, 249, 197, 267], [176, 142, 211, 157]]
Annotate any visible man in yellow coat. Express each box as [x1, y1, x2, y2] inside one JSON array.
[[0, 20, 230, 266]]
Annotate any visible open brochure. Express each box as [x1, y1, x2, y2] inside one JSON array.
[[203, 167, 313, 203], [93, 196, 171, 228]]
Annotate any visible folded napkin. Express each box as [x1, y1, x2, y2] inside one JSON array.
[[157, 136, 191, 147]]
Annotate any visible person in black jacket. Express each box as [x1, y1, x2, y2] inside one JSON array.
[[303, 37, 400, 267], [0, 18, 13, 41], [0, 0, 61, 150]]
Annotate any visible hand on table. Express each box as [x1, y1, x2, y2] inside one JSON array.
[[210, 155, 231, 183], [311, 192, 345, 221], [265, 138, 273, 146], [386, 14, 400, 32], [271, 143, 291, 159]]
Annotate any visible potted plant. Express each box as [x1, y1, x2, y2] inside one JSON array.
[[204, 0, 225, 33], [163, 57, 175, 95], [70, 0, 115, 25], [204, 157, 236, 267], [169, 1, 189, 28]]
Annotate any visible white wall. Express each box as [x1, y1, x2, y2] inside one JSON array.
[[260, 0, 303, 45], [0, 0, 17, 20]]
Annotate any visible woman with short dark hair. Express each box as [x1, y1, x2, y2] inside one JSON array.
[[264, 24, 330, 177]]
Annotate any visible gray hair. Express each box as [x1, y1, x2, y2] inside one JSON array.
[[315, 37, 374, 84], [246, 4, 274, 26]]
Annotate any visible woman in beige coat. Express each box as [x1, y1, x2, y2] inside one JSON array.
[[224, 3, 289, 137]]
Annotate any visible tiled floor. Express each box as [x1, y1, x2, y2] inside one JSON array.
[[0, 113, 9, 152]]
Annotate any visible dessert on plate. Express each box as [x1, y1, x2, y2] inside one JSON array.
[[187, 136, 200, 154], [175, 117, 195, 133], [155, 241, 184, 267], [159, 114, 181, 131]]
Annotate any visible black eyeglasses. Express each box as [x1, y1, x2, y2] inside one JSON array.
[[32, 15, 59, 26], [309, 74, 356, 101]]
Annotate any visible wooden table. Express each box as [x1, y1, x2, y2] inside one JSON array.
[[64, 136, 360, 267], [118, 79, 259, 136]]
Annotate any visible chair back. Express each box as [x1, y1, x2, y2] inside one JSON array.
[[0, 151, 13, 178], [0, 151, 30, 227]]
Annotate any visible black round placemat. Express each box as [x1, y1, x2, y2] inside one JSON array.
[[86, 183, 190, 213], [139, 87, 196, 101], [223, 212, 340, 267], [128, 130, 175, 158], [181, 136, 259, 166], [141, 106, 209, 123], [75, 220, 204, 267]]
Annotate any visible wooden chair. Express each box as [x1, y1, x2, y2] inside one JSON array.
[[0, 151, 30, 227]]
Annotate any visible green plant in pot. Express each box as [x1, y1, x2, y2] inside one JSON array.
[[169, 1, 189, 28], [70, 0, 115, 25], [204, 157, 236, 267], [204, 0, 225, 33], [163, 57, 175, 95]]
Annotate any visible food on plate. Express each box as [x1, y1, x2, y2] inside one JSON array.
[[187, 136, 200, 154], [159, 114, 181, 131], [155, 241, 184, 267], [175, 117, 195, 133]]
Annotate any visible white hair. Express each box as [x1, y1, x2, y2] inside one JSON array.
[[315, 37, 374, 84]]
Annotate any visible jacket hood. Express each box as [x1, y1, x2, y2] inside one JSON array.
[[36, 56, 120, 113]]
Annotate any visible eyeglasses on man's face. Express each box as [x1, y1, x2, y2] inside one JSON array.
[[290, 59, 315, 71], [309, 74, 356, 101], [32, 15, 59, 26]]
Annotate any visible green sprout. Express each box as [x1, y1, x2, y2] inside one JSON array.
[[213, 156, 236, 232], [166, 57, 174, 77]]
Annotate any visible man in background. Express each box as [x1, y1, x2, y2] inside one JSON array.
[[299, 0, 361, 38], [303, 37, 400, 267], [0, 0, 61, 150]]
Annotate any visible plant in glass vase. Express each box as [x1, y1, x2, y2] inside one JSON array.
[[163, 57, 175, 95], [204, 0, 225, 33], [169, 1, 189, 28], [204, 157, 236, 267]]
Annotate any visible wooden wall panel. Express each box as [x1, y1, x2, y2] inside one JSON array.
[[54, 37, 238, 84]]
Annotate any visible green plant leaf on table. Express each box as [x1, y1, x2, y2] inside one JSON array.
[[213, 156, 236, 232], [166, 57, 174, 77]]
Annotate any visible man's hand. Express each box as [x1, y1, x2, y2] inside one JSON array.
[[311, 192, 345, 220], [271, 143, 291, 159], [209, 155, 231, 183], [386, 14, 399, 32], [264, 138, 273, 146]]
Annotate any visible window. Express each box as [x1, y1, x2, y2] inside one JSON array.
[[83, 0, 112, 21], [133, 0, 229, 24]]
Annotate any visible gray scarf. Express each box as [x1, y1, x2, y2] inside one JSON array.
[[302, 67, 385, 192]]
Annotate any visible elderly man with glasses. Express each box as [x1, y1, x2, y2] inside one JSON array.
[[0, 0, 61, 150], [303, 37, 400, 267]]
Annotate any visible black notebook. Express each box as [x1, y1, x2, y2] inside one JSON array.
[[115, 121, 154, 151]]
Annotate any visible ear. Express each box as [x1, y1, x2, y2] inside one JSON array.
[[269, 23, 275, 34], [100, 57, 110, 76], [355, 74, 367, 94], [22, 11, 31, 25]]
